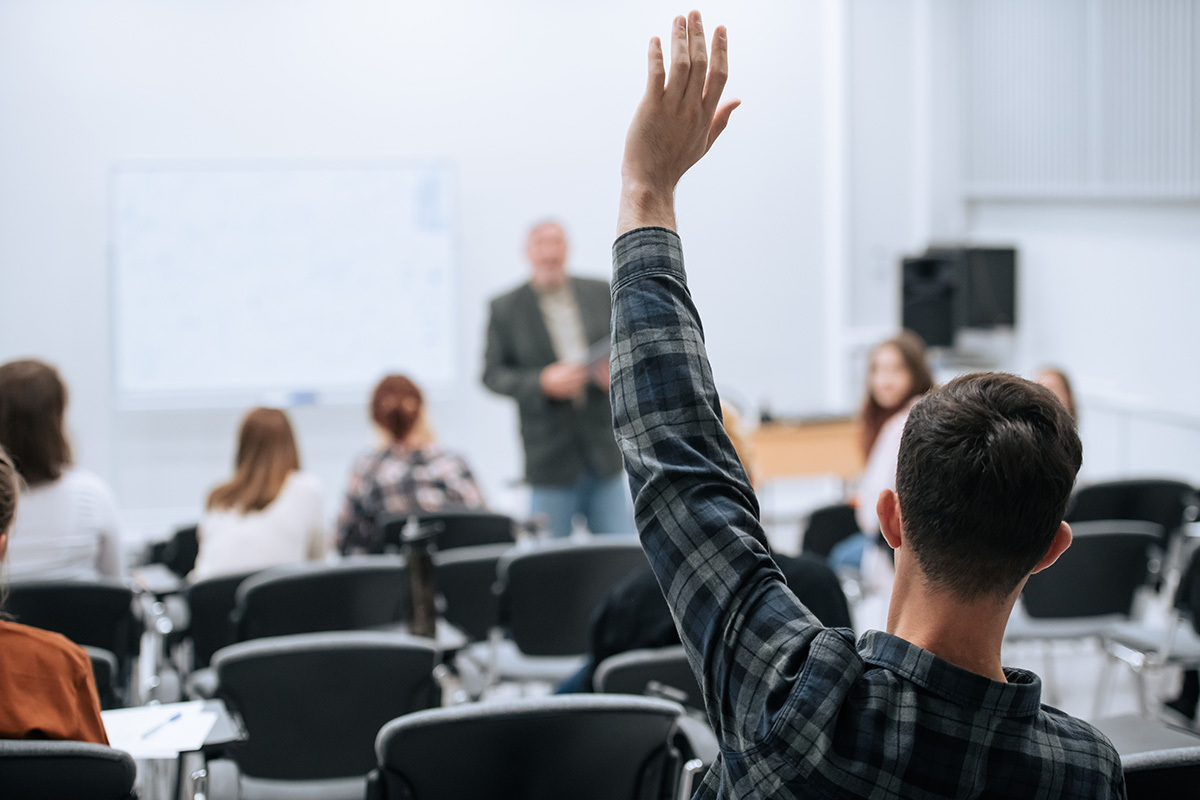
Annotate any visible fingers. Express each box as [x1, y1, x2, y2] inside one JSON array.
[[702, 25, 729, 119], [664, 15, 690, 103], [684, 10, 708, 101], [705, 99, 740, 152], [645, 36, 665, 98]]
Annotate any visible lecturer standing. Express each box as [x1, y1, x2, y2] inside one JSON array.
[[482, 220, 631, 537]]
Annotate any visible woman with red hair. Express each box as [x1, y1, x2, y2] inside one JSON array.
[[337, 375, 484, 554]]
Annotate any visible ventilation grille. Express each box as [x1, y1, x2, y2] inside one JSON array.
[[964, 0, 1199, 199]]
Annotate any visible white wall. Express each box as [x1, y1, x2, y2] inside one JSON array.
[[967, 200, 1200, 483], [904, 0, 1200, 484], [0, 1, 830, 542]]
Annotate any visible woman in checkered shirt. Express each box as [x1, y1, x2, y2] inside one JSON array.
[[337, 375, 485, 555]]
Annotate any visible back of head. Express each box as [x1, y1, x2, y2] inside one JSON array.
[[0, 359, 72, 487], [208, 407, 300, 513], [371, 375, 423, 442], [896, 372, 1081, 602], [0, 446, 17, 536]]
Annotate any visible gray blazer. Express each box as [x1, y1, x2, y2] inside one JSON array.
[[482, 276, 623, 486]]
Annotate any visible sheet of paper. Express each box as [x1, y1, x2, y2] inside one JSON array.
[[102, 700, 219, 759]]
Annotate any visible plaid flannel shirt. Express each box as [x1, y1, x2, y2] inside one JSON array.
[[609, 227, 1126, 800]]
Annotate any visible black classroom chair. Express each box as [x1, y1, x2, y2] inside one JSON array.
[[208, 631, 442, 800], [380, 510, 516, 553], [231, 556, 409, 642], [800, 502, 860, 560], [432, 543, 512, 643], [367, 695, 709, 800], [593, 645, 704, 712], [0, 739, 137, 800]]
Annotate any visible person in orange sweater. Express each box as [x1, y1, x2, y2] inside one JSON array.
[[0, 445, 108, 744]]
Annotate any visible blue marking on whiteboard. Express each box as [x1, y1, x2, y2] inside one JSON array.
[[416, 170, 444, 231], [288, 391, 318, 406]]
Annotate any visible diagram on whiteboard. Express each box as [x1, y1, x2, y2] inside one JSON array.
[[111, 162, 457, 408]]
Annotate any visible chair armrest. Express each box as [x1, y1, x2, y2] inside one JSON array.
[[674, 714, 719, 765]]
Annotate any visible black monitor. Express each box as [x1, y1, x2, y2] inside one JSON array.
[[902, 246, 1016, 348], [901, 255, 957, 348], [961, 247, 1016, 328]]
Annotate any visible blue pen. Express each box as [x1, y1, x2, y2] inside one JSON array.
[[141, 712, 183, 739]]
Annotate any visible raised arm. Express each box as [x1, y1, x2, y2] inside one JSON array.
[[610, 11, 825, 753]]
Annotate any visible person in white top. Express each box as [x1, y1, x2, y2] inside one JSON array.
[[191, 407, 328, 581], [0, 359, 123, 582], [829, 332, 934, 587]]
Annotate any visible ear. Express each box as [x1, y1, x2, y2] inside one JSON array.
[[0, 530, 7, 562], [877, 489, 902, 550], [1030, 522, 1073, 574]]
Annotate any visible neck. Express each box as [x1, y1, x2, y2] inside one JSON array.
[[885, 558, 1017, 683]]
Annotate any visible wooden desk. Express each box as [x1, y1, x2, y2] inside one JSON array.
[[750, 419, 864, 482]]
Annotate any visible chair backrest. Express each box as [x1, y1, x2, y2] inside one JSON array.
[[1021, 521, 1161, 619], [593, 645, 704, 712], [370, 695, 686, 800], [185, 569, 259, 669], [1066, 479, 1199, 547], [232, 557, 408, 643], [0, 739, 137, 800], [1123, 746, 1200, 798], [499, 537, 649, 657], [800, 503, 860, 559], [381, 510, 516, 553], [213, 631, 441, 781], [83, 646, 120, 710], [3, 581, 137, 664], [432, 543, 512, 642]]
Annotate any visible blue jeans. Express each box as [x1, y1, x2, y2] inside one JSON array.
[[827, 532, 869, 573], [530, 470, 634, 538]]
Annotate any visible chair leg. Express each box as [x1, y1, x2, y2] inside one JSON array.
[[1094, 652, 1115, 719], [1134, 669, 1151, 717], [1040, 642, 1059, 707]]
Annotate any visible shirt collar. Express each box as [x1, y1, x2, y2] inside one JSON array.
[[857, 629, 1044, 718]]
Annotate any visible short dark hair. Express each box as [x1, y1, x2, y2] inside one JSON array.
[[896, 372, 1081, 601], [0, 359, 73, 487]]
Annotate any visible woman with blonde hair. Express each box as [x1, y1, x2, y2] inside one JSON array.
[[191, 407, 327, 580], [0, 445, 108, 742], [338, 375, 484, 554], [0, 359, 122, 581]]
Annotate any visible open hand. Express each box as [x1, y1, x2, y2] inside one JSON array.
[[618, 11, 739, 233]]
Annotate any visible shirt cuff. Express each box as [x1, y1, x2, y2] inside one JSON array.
[[612, 227, 687, 293]]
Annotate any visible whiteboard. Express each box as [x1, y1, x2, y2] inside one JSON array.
[[111, 162, 457, 409]]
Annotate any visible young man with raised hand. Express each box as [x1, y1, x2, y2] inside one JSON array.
[[609, 11, 1125, 799]]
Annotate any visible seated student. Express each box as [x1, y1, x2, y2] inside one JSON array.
[[1036, 366, 1077, 420], [0, 446, 108, 743], [338, 375, 484, 554], [564, 552, 853, 695], [828, 332, 934, 585], [191, 407, 327, 580], [608, 13, 1123, 798], [0, 359, 122, 581]]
